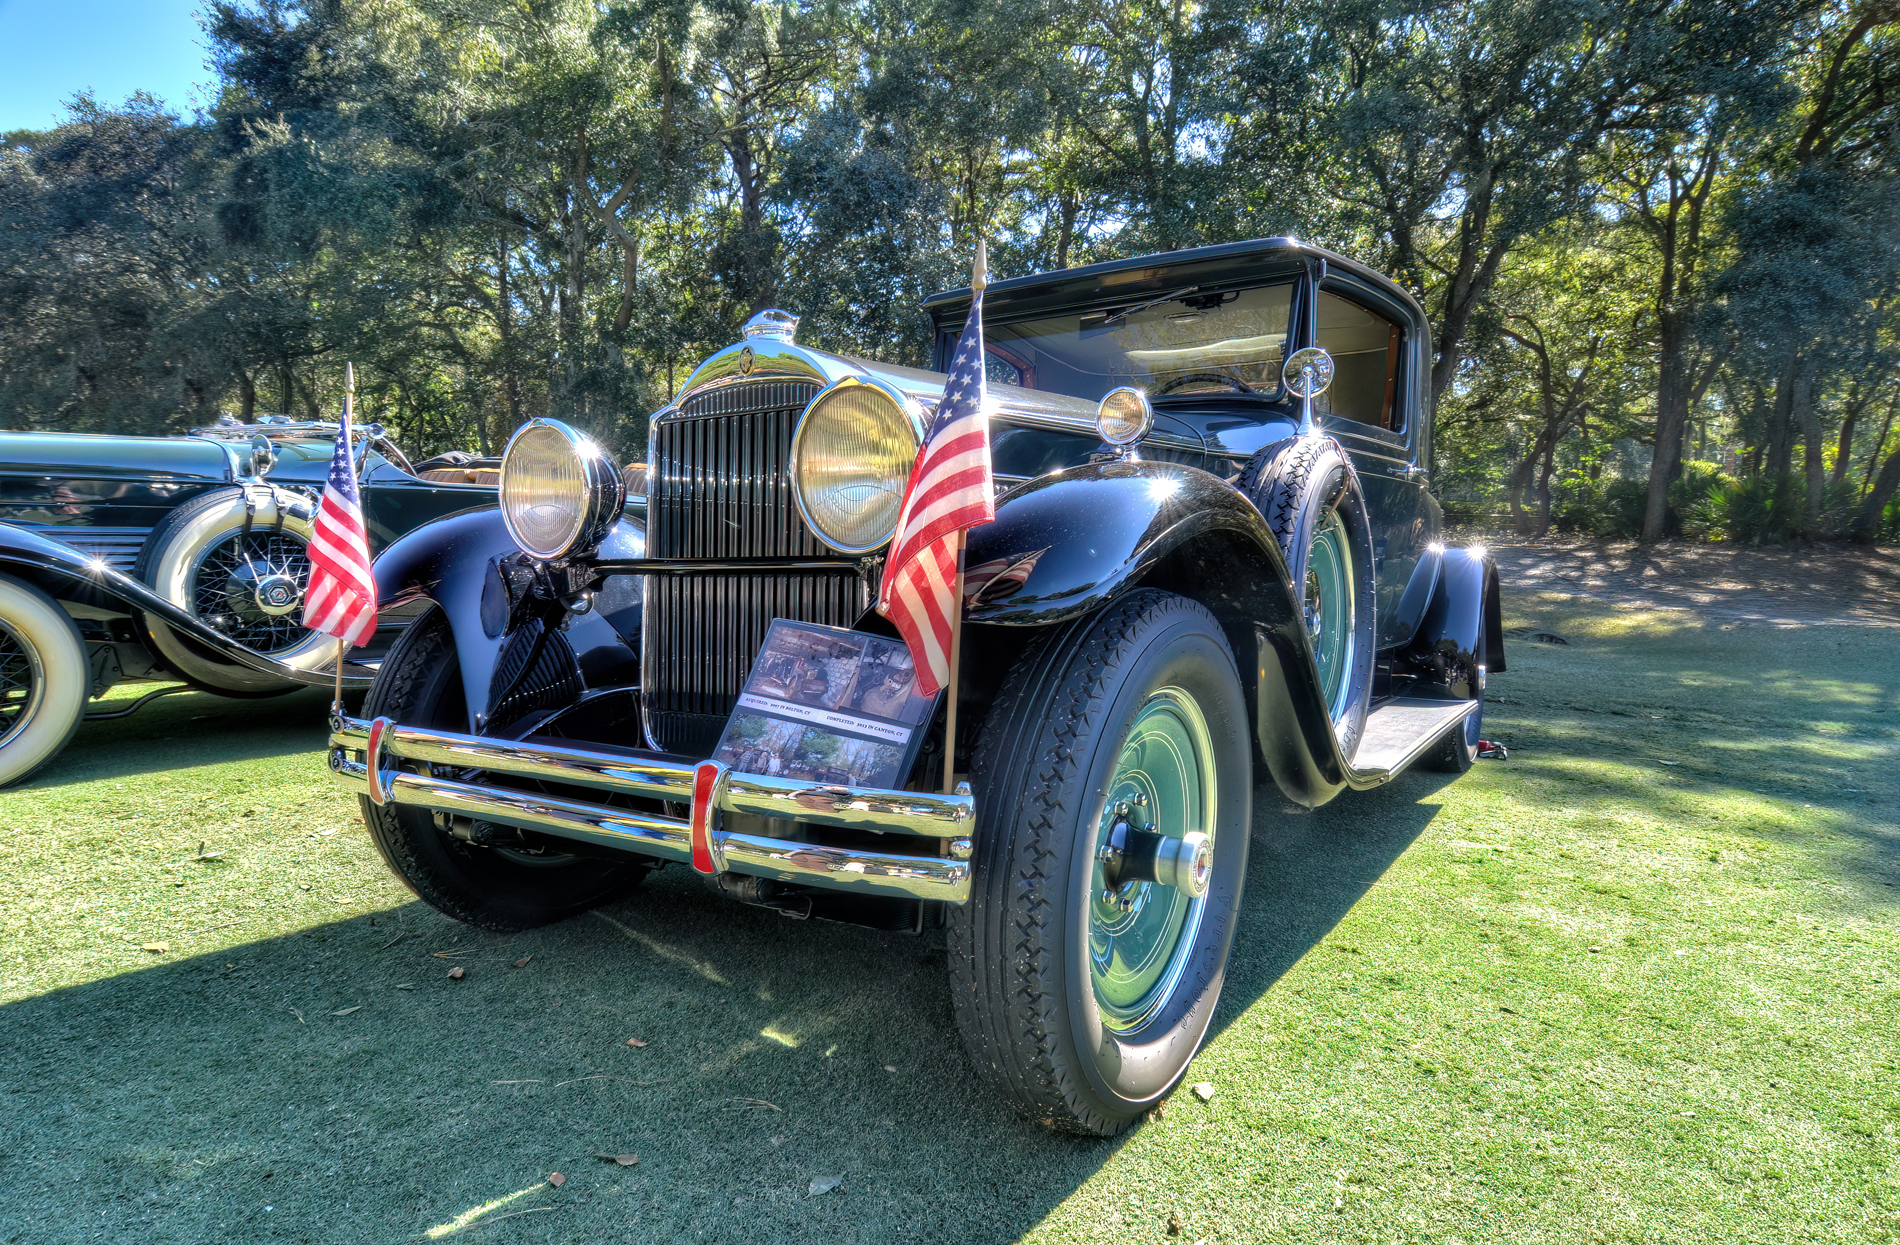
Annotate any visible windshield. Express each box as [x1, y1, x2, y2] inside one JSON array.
[[978, 282, 1294, 401]]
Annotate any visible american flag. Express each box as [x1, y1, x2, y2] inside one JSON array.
[[301, 401, 378, 648], [876, 247, 995, 696]]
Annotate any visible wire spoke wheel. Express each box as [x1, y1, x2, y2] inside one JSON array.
[[1088, 687, 1215, 1033], [0, 620, 42, 748], [188, 530, 314, 654]]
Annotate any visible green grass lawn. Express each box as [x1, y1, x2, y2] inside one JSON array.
[[1, 599, 1895, 1244]]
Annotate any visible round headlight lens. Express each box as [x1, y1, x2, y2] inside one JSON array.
[[499, 419, 623, 560], [1097, 386, 1154, 445], [791, 381, 921, 553]]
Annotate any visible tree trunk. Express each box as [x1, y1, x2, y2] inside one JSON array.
[[497, 239, 521, 448], [1851, 444, 1900, 543], [238, 370, 256, 422], [1642, 307, 1691, 542], [1790, 355, 1823, 530]]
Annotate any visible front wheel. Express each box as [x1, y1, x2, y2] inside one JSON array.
[[0, 574, 89, 788], [949, 590, 1251, 1135], [358, 607, 647, 930]]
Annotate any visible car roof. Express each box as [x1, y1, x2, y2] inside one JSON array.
[[922, 236, 1426, 333]]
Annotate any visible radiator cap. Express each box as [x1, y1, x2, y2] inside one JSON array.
[[742, 308, 800, 343]]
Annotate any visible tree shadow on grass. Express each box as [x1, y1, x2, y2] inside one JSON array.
[[0, 776, 1445, 1245], [22, 685, 337, 790]]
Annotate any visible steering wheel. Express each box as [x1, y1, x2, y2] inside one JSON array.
[[1155, 372, 1255, 396]]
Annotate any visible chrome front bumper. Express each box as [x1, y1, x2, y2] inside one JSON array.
[[327, 715, 973, 903]]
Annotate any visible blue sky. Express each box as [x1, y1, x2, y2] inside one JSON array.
[[0, 0, 216, 133]]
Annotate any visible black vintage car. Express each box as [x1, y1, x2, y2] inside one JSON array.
[[0, 417, 500, 785], [329, 238, 1503, 1134]]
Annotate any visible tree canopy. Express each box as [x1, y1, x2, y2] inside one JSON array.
[[3, 0, 1897, 541]]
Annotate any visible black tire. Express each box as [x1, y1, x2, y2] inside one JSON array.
[[133, 485, 328, 696], [359, 607, 646, 931], [1422, 615, 1486, 773], [1237, 435, 1376, 757], [0, 574, 89, 788], [949, 590, 1251, 1135]]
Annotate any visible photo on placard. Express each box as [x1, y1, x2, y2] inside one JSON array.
[[712, 713, 805, 778], [847, 643, 922, 719], [750, 625, 869, 712]]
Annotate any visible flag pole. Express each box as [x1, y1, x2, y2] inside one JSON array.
[[333, 362, 356, 713], [941, 243, 985, 795]]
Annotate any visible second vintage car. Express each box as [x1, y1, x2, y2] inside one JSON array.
[[0, 416, 502, 785], [329, 237, 1503, 1134]]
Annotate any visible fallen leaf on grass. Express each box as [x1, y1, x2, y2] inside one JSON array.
[[394, 983, 416, 990], [1167, 1212, 1184, 1235], [729, 1098, 782, 1112], [140, 942, 171, 954], [512, 956, 533, 969], [882, 1065, 897, 1073], [808, 1176, 843, 1196], [448, 966, 466, 980], [330, 1006, 361, 1016], [625, 1037, 649, 1048], [1148, 1099, 1168, 1122], [594, 1153, 640, 1166], [1190, 1082, 1215, 1102], [548, 1172, 565, 1188], [1587, 946, 1602, 954]]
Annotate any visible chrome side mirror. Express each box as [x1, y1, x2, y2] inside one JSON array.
[[1283, 347, 1335, 435], [248, 433, 277, 478]]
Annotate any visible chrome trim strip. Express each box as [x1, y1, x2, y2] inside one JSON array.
[[328, 714, 975, 835], [716, 833, 969, 902], [327, 730, 970, 903], [721, 771, 973, 836]]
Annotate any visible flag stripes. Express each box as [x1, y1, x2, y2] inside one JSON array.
[[302, 406, 379, 648], [876, 253, 995, 697]]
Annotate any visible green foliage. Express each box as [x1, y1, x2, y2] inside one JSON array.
[[0, 0, 1897, 541]]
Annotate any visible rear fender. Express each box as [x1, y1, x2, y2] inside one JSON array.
[[1401, 545, 1505, 679], [965, 460, 1353, 807], [372, 509, 643, 733]]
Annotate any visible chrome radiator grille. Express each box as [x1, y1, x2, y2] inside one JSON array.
[[644, 379, 868, 755], [650, 379, 827, 559]]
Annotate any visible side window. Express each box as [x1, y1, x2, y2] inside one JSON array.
[[985, 343, 1033, 389], [1315, 290, 1403, 433]]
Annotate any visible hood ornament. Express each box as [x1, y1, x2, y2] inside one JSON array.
[[741, 308, 799, 343]]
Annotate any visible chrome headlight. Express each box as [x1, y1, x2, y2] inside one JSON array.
[[790, 378, 923, 553], [499, 419, 624, 560]]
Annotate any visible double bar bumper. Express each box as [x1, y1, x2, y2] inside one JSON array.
[[327, 715, 973, 903]]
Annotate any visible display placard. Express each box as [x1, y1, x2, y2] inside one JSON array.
[[711, 619, 939, 790]]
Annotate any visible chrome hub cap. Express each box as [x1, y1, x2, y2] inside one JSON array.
[[1088, 686, 1217, 1033], [251, 572, 304, 617], [192, 531, 314, 653]]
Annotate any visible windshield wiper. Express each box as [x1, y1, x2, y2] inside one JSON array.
[[1088, 285, 1200, 328]]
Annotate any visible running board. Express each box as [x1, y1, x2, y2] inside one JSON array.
[[1347, 697, 1479, 783]]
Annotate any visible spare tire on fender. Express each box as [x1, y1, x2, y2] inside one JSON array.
[[1237, 435, 1377, 759], [133, 485, 336, 695]]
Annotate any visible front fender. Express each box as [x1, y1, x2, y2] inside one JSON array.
[[964, 460, 1366, 807], [967, 460, 1294, 625], [371, 509, 644, 733], [0, 521, 377, 687]]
